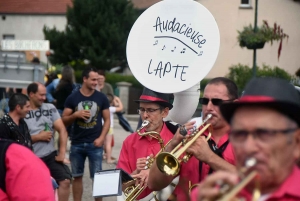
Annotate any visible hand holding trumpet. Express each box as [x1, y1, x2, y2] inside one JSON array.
[[186, 135, 213, 163], [132, 169, 150, 189], [195, 158, 259, 201], [165, 121, 196, 152], [196, 171, 239, 201]]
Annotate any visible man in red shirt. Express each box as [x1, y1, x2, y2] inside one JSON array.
[[192, 77, 300, 201], [148, 77, 238, 201], [116, 88, 176, 200]]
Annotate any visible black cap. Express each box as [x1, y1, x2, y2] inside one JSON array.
[[135, 88, 173, 110], [220, 77, 300, 126]]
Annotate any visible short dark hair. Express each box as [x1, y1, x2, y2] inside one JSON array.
[[27, 82, 39, 95], [9, 93, 29, 111], [81, 66, 98, 81], [207, 77, 238, 100], [97, 69, 106, 77]]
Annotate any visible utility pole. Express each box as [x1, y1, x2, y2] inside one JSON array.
[[252, 0, 258, 77]]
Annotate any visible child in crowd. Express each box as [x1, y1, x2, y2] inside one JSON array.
[[104, 95, 123, 164]]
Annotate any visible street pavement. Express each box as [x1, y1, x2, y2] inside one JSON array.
[[67, 116, 139, 201]]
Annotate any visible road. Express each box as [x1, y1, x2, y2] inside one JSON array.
[[66, 116, 139, 201]]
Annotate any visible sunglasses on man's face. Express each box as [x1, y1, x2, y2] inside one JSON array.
[[199, 97, 233, 106]]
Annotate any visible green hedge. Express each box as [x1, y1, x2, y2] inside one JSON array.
[[226, 64, 293, 95], [74, 71, 143, 89]]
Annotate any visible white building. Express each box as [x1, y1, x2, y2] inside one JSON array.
[[134, 0, 300, 78], [0, 0, 71, 63], [1, 0, 300, 77]]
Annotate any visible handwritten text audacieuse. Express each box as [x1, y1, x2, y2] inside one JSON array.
[[153, 17, 206, 48]]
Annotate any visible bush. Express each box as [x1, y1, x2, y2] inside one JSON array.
[[226, 64, 293, 95], [106, 73, 143, 89], [74, 71, 143, 89]]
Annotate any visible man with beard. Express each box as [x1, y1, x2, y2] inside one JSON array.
[[191, 77, 300, 201], [148, 77, 238, 200], [62, 66, 110, 201], [25, 82, 71, 201], [116, 88, 176, 200]]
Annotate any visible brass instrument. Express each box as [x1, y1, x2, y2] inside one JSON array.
[[155, 114, 213, 176], [217, 158, 261, 201], [189, 181, 199, 194], [123, 120, 169, 201]]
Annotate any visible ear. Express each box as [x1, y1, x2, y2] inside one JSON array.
[[15, 104, 21, 111], [161, 107, 170, 118], [293, 129, 300, 160], [28, 92, 32, 98]]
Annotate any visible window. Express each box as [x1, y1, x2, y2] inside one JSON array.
[[3, 34, 15, 40], [240, 0, 252, 8]]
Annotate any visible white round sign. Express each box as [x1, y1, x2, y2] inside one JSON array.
[[126, 0, 220, 93]]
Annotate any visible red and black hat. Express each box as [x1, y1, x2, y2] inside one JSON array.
[[135, 88, 173, 110], [220, 77, 300, 126]]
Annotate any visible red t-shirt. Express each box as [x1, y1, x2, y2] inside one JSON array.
[[173, 131, 235, 201], [190, 166, 300, 201], [116, 123, 175, 199], [0, 144, 55, 201]]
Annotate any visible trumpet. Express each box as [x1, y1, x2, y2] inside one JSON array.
[[217, 158, 261, 201], [123, 120, 169, 201], [155, 114, 213, 176]]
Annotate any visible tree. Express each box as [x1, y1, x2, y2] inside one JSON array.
[[44, 0, 139, 70]]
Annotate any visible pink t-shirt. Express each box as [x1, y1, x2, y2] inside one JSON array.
[[173, 131, 235, 201], [0, 144, 55, 201], [116, 123, 175, 199], [190, 166, 300, 201]]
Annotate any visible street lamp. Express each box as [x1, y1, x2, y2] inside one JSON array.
[[252, 0, 258, 77]]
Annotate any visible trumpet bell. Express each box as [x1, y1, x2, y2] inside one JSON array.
[[156, 152, 180, 176]]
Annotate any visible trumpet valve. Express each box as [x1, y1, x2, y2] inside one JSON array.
[[145, 155, 155, 169], [182, 155, 191, 163]]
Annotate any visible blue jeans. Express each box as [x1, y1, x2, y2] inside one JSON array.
[[70, 143, 103, 179]]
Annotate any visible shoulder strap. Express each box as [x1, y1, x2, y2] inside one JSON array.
[[199, 139, 230, 181], [165, 121, 180, 135], [0, 139, 13, 193]]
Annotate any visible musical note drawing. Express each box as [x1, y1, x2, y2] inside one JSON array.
[[153, 40, 158, 46], [180, 48, 186, 54], [162, 45, 166, 50], [171, 47, 176, 52], [198, 51, 203, 56]]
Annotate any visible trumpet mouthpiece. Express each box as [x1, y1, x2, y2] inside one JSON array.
[[141, 120, 150, 127], [203, 114, 212, 123], [245, 158, 257, 168]]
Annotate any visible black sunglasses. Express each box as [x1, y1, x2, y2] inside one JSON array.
[[199, 97, 234, 106]]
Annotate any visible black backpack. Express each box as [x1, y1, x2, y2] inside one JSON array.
[[0, 140, 13, 193]]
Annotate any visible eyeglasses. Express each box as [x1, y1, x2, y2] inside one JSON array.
[[137, 108, 160, 115], [229, 128, 298, 143], [199, 97, 234, 106]]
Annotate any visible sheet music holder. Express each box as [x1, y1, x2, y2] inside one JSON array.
[[93, 169, 133, 198]]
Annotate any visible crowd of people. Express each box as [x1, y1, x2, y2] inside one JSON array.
[[0, 63, 300, 201], [0, 66, 133, 201]]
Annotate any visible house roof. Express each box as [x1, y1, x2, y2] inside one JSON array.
[[0, 0, 160, 15], [131, 0, 161, 9], [0, 0, 72, 15]]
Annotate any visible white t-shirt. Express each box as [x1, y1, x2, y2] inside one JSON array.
[[109, 106, 116, 128], [102, 106, 116, 128]]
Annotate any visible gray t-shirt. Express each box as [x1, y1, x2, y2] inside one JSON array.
[[24, 103, 60, 158]]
